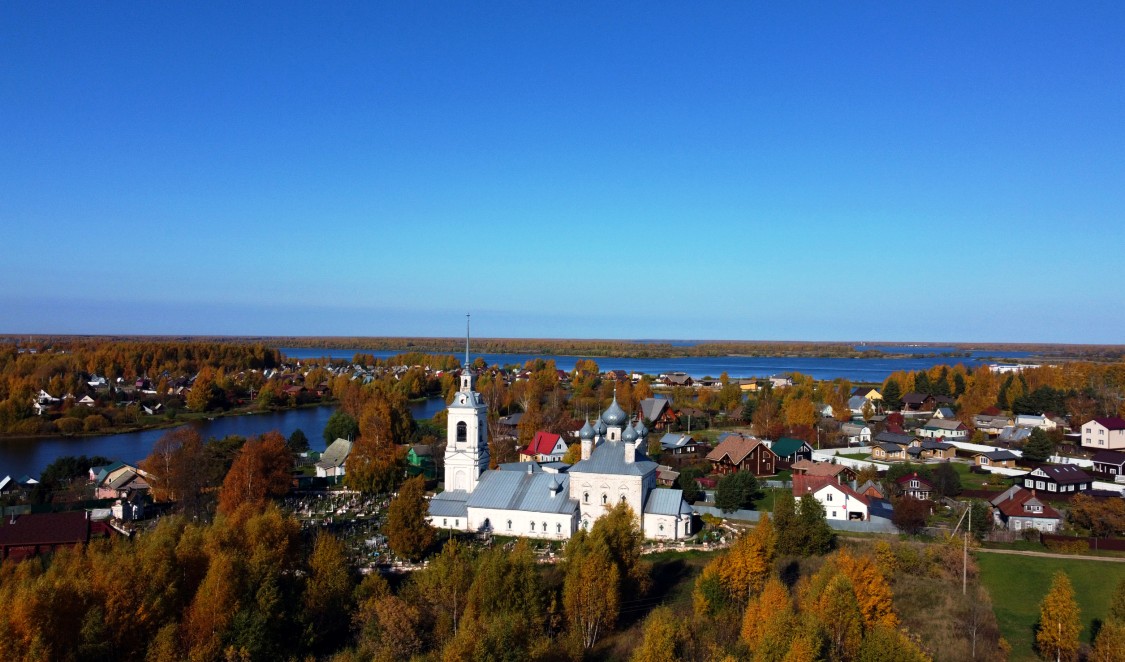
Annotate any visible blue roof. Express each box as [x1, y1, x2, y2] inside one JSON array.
[[644, 488, 692, 516], [465, 470, 578, 515], [569, 440, 659, 477], [429, 491, 469, 518]]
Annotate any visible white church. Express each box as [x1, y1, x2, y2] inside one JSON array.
[[427, 362, 694, 540]]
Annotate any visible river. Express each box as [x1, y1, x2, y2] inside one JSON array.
[[0, 398, 448, 480], [279, 346, 1032, 382]]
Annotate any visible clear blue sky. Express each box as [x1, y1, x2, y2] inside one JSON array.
[[2, 3, 1123, 343]]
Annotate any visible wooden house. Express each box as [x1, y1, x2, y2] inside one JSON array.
[[706, 434, 778, 477]]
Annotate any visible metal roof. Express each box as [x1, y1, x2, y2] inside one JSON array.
[[569, 440, 658, 477], [320, 438, 353, 468], [429, 491, 469, 518], [644, 488, 691, 516], [465, 470, 578, 515]]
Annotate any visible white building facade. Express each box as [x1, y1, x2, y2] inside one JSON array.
[[428, 370, 692, 541]]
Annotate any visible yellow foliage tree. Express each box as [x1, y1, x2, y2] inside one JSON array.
[[1036, 570, 1081, 662], [836, 548, 897, 629], [719, 514, 776, 600], [741, 577, 791, 649]]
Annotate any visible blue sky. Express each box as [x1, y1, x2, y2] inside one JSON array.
[[2, 3, 1123, 342]]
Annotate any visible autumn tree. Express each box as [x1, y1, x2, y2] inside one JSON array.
[[301, 533, 353, 653], [892, 497, 930, 535], [715, 514, 776, 602], [741, 576, 791, 650], [384, 476, 435, 561], [564, 533, 621, 650], [216, 431, 293, 515], [409, 538, 475, 646], [347, 392, 410, 493], [141, 427, 209, 516], [1068, 493, 1125, 537], [631, 606, 689, 662], [1036, 570, 1081, 662]]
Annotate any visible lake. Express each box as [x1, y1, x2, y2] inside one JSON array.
[[0, 397, 448, 480]]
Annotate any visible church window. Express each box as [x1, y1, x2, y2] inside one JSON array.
[[584, 492, 589, 503], [556, 523, 562, 533], [443, 519, 447, 526], [659, 524, 664, 532], [530, 521, 535, 531], [542, 522, 547, 531], [507, 519, 512, 530], [602, 494, 608, 505], [456, 422, 467, 443], [620, 494, 627, 503]]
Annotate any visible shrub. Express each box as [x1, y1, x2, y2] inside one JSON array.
[[56, 416, 83, 435], [1043, 538, 1088, 555]]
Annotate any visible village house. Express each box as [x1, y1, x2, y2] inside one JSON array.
[[789, 459, 856, 484], [656, 465, 679, 487], [706, 434, 778, 477], [1022, 465, 1093, 494], [917, 440, 956, 460], [919, 418, 969, 441], [989, 485, 1062, 533], [89, 462, 151, 500], [0, 511, 112, 561], [1081, 417, 1125, 451], [851, 387, 882, 401], [316, 438, 352, 479], [658, 432, 702, 455], [973, 413, 1014, 436], [1091, 450, 1125, 477], [896, 472, 935, 500], [871, 431, 920, 462], [974, 449, 1020, 469], [840, 422, 871, 446], [1016, 414, 1057, 430], [638, 397, 678, 431], [519, 431, 568, 463], [768, 437, 814, 466], [792, 475, 869, 521]]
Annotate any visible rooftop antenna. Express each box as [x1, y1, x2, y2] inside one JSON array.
[[465, 313, 471, 368]]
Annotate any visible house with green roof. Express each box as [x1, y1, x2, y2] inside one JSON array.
[[768, 437, 813, 467]]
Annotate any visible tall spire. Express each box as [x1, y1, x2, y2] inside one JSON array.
[[465, 313, 470, 368]]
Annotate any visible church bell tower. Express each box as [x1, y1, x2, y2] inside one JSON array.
[[444, 315, 489, 493]]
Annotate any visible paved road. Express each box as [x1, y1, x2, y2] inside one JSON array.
[[974, 547, 1125, 562]]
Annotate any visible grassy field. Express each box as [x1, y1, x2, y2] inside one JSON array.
[[976, 552, 1124, 660]]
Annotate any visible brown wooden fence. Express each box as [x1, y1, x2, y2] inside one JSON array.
[[1040, 533, 1125, 552]]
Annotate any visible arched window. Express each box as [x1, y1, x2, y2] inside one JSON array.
[[542, 522, 547, 532], [659, 523, 664, 532], [556, 523, 562, 533], [602, 494, 608, 505], [620, 494, 627, 503], [583, 492, 589, 503], [530, 521, 536, 531], [507, 519, 512, 530], [456, 421, 467, 442]]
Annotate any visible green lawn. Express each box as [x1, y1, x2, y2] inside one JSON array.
[[976, 553, 1124, 660], [838, 452, 871, 461]]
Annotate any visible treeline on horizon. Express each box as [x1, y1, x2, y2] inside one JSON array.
[[7, 335, 1125, 360]]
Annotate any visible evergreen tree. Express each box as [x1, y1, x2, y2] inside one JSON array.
[[882, 379, 903, 411], [1023, 428, 1055, 463], [795, 494, 836, 555], [932, 462, 962, 498], [287, 428, 310, 454], [715, 471, 759, 513], [322, 410, 359, 445]]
